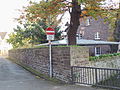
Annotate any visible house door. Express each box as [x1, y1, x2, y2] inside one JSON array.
[[95, 47, 101, 56]]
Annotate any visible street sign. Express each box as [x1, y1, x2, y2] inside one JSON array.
[[45, 27, 55, 78], [46, 27, 55, 40], [46, 27, 55, 35], [47, 35, 54, 40]]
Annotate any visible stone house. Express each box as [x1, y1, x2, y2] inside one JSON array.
[[77, 16, 116, 56], [60, 16, 120, 56], [0, 32, 12, 56]]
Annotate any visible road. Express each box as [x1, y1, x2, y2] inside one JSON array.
[[0, 57, 106, 90]]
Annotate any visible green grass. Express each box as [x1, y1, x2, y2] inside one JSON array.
[[11, 45, 81, 50], [53, 45, 80, 47], [33, 45, 80, 48], [33, 45, 49, 48], [7, 58, 65, 84]]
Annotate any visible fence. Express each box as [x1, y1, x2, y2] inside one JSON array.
[[71, 66, 120, 89]]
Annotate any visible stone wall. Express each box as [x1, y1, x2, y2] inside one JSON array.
[[9, 46, 89, 83], [91, 56, 120, 84], [79, 56, 120, 84], [8, 46, 120, 84], [70, 47, 89, 66], [90, 56, 120, 69]]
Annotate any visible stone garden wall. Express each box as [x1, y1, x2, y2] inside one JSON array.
[[9, 46, 120, 84], [90, 56, 120, 69], [9, 46, 89, 83]]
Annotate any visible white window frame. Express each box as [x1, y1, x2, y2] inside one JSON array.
[[76, 33, 83, 39], [95, 47, 101, 56], [86, 18, 90, 26], [78, 31, 84, 39], [95, 32, 100, 40], [79, 33, 83, 39]]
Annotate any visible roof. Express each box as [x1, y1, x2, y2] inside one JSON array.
[[77, 39, 119, 45], [0, 32, 7, 40], [36, 38, 120, 46]]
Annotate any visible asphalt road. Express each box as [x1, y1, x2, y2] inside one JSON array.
[[0, 57, 106, 90]]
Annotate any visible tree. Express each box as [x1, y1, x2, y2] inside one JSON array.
[[17, 0, 66, 25], [7, 20, 62, 48], [114, 20, 120, 41], [114, 2, 120, 42], [18, 0, 118, 45], [111, 2, 120, 53], [7, 26, 27, 48]]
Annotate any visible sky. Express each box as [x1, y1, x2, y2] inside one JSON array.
[[0, 0, 29, 33], [0, 0, 119, 33]]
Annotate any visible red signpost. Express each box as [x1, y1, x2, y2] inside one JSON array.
[[46, 27, 55, 40], [46, 27, 55, 78], [46, 27, 55, 35]]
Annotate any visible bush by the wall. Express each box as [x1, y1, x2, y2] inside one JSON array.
[[89, 53, 120, 61]]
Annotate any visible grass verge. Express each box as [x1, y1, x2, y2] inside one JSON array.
[[7, 58, 65, 84]]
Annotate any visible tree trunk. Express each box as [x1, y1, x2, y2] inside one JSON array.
[[114, 1, 120, 41], [67, 0, 81, 45], [112, 3, 120, 52], [114, 19, 120, 42]]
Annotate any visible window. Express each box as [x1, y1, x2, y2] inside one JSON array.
[[77, 31, 84, 39], [95, 47, 101, 56], [95, 32, 100, 40], [76, 33, 83, 39], [86, 18, 90, 26], [79, 33, 83, 39]]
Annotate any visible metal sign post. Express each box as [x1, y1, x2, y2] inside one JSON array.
[[48, 40, 52, 78], [46, 27, 55, 78]]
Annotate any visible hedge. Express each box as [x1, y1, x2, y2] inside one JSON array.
[[89, 53, 120, 61]]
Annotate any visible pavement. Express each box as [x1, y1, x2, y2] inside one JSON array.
[[0, 57, 106, 90]]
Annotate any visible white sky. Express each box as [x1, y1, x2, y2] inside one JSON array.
[[0, 0, 29, 33], [0, 0, 119, 33]]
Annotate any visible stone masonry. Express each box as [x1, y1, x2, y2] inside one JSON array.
[[8, 46, 120, 84], [9, 46, 89, 83], [90, 56, 120, 69]]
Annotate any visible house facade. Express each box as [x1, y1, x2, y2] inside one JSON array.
[[77, 16, 115, 56], [0, 32, 12, 56]]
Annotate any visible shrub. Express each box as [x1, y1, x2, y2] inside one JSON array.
[[89, 53, 120, 61]]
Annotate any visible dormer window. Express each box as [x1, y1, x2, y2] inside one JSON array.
[[77, 31, 84, 39], [76, 33, 83, 39], [95, 32, 100, 40], [76, 34, 83, 39], [80, 31, 84, 38], [79, 33, 83, 39], [86, 18, 90, 26]]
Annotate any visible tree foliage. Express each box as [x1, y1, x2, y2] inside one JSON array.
[[18, 0, 107, 23], [17, 0, 67, 26], [17, 0, 119, 45], [7, 20, 62, 48]]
